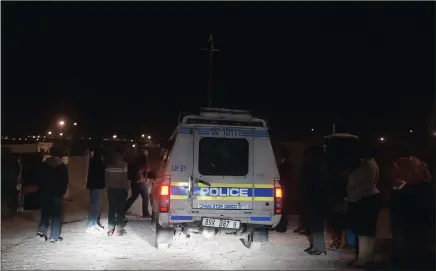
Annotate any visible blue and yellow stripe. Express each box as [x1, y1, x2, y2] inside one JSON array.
[[169, 182, 274, 201]]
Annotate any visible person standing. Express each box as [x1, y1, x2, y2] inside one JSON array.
[[299, 147, 329, 255], [105, 149, 129, 236], [346, 147, 381, 267], [389, 145, 432, 269], [36, 146, 68, 243], [125, 148, 150, 218], [85, 147, 106, 234]]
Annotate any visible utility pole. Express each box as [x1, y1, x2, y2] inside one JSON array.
[[332, 124, 336, 134], [202, 34, 219, 108]]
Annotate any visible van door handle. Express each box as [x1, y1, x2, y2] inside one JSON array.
[[196, 179, 211, 187]]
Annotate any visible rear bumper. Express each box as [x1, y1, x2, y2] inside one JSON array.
[[158, 213, 281, 228]]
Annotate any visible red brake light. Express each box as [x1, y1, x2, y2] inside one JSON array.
[[275, 188, 282, 198], [274, 186, 283, 214], [159, 184, 170, 213], [160, 185, 169, 196]]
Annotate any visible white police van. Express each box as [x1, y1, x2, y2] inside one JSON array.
[[150, 108, 283, 250]]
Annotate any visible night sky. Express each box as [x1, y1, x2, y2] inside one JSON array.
[[2, 2, 434, 138]]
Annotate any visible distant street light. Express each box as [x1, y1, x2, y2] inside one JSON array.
[[141, 134, 145, 138], [48, 131, 52, 135], [73, 122, 78, 126], [59, 120, 65, 126], [409, 129, 413, 133], [113, 135, 117, 139], [311, 128, 314, 132], [379, 137, 385, 142], [59, 133, 63, 136], [132, 144, 136, 148], [147, 135, 151, 139]]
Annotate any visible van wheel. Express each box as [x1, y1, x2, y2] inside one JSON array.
[[154, 224, 174, 250], [241, 229, 268, 249]]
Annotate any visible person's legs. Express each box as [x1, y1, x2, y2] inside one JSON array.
[[354, 194, 381, 266], [87, 189, 98, 227], [87, 188, 104, 233], [304, 229, 314, 252], [49, 197, 63, 242], [37, 198, 51, 240], [95, 188, 104, 228], [115, 189, 128, 234], [138, 183, 149, 217], [390, 189, 408, 266], [107, 188, 116, 234], [125, 183, 140, 213], [309, 216, 326, 254]]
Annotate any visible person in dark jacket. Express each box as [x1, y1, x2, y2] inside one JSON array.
[[36, 146, 68, 243], [299, 147, 329, 255], [106, 149, 130, 236], [125, 148, 150, 218], [86, 147, 106, 233]]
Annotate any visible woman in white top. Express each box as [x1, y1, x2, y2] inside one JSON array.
[[346, 146, 381, 267]]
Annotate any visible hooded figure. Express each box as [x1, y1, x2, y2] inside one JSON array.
[[36, 145, 68, 243]]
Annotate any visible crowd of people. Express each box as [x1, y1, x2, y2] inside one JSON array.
[[35, 145, 151, 241], [292, 143, 433, 268], [33, 141, 433, 268]]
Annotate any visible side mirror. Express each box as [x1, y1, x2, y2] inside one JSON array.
[[160, 139, 173, 150], [279, 157, 290, 166]]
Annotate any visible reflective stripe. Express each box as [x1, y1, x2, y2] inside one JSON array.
[[169, 195, 274, 201], [171, 182, 273, 188]]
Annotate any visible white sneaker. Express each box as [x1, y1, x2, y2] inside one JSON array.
[[85, 226, 101, 234]]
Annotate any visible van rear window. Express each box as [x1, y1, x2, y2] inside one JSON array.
[[198, 138, 249, 176]]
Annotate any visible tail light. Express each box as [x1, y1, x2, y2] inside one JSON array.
[[274, 178, 283, 214], [159, 184, 170, 213]]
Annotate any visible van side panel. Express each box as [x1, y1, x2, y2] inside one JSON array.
[[253, 129, 279, 214], [162, 127, 194, 213]]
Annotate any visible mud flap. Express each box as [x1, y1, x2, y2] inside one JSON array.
[[241, 228, 268, 249], [155, 224, 174, 250]]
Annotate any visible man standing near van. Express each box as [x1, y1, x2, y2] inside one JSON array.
[[125, 148, 150, 218], [105, 149, 129, 236], [86, 147, 106, 233], [36, 146, 68, 243]]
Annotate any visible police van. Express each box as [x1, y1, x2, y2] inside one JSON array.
[[150, 108, 282, 250]]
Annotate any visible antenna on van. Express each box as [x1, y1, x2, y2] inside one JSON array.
[[202, 34, 219, 108]]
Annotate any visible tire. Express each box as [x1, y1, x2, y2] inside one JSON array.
[[241, 229, 268, 249], [154, 223, 174, 250]]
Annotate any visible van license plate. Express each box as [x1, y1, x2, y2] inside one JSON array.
[[202, 218, 240, 229]]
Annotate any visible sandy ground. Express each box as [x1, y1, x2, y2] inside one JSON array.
[[2, 210, 358, 270]]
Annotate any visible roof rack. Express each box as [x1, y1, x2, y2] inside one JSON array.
[[198, 107, 253, 121], [199, 107, 252, 114]]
